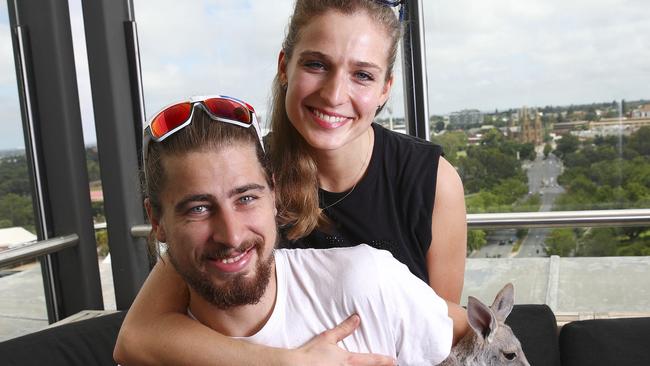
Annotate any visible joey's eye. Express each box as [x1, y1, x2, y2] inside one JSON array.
[[503, 352, 517, 361]]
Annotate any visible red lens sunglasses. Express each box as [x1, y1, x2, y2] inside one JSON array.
[[143, 95, 264, 161]]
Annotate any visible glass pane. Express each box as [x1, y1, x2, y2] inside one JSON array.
[[376, 44, 406, 134], [134, 0, 293, 132], [133, 0, 406, 134], [0, 5, 48, 341], [67, 0, 115, 311], [424, 0, 650, 257]]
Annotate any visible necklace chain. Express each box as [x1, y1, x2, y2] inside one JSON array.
[[320, 131, 372, 212]]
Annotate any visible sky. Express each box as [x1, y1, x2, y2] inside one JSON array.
[[0, 0, 648, 150]]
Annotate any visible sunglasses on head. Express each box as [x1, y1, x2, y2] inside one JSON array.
[[143, 95, 264, 161]]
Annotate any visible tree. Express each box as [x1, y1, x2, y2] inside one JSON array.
[[585, 107, 598, 121], [554, 134, 580, 158], [431, 131, 467, 165], [467, 229, 487, 252], [628, 126, 650, 157], [434, 121, 445, 133], [0, 193, 35, 232], [578, 228, 617, 256], [518, 143, 536, 161], [96, 229, 110, 257], [543, 143, 552, 158], [544, 228, 576, 256]]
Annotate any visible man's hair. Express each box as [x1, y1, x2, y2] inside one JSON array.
[[142, 108, 271, 253]]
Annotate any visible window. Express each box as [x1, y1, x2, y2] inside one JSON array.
[[0, 4, 48, 341], [423, 0, 650, 312], [133, 0, 406, 133]]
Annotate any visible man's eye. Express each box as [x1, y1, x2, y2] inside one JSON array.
[[189, 205, 209, 214], [238, 195, 257, 205], [304, 61, 326, 70]]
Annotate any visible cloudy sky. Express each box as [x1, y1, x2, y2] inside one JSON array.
[[0, 0, 648, 150]]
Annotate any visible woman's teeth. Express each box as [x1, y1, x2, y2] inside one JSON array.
[[313, 109, 346, 124]]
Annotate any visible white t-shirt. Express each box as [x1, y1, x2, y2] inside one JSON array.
[[236, 244, 453, 365]]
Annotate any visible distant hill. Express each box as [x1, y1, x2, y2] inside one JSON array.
[[0, 149, 26, 158]]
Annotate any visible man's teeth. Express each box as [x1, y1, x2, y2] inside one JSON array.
[[220, 251, 247, 264], [313, 109, 345, 124]]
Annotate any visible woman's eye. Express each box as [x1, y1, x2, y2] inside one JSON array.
[[355, 71, 374, 81]]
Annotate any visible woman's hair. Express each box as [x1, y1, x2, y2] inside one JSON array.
[[143, 108, 271, 253], [270, 0, 402, 240]]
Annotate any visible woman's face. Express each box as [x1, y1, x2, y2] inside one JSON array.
[[279, 10, 394, 153]]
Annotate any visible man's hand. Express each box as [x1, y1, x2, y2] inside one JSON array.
[[294, 314, 396, 365]]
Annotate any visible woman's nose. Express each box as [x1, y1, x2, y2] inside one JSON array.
[[320, 71, 347, 106]]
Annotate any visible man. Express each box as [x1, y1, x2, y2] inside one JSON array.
[[129, 95, 456, 365]]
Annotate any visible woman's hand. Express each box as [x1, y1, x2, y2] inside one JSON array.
[[293, 314, 396, 366]]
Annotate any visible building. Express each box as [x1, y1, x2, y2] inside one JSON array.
[[0, 227, 37, 252], [631, 104, 650, 118], [449, 109, 483, 129], [552, 120, 590, 135], [518, 106, 543, 144]]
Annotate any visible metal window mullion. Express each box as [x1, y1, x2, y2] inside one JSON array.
[[81, 0, 150, 310], [401, 0, 430, 140]]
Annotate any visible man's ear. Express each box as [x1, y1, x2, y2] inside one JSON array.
[[270, 174, 278, 216], [145, 198, 166, 243], [277, 50, 288, 85]]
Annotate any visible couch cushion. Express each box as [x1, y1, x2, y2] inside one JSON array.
[[0, 311, 125, 366], [560, 317, 650, 366], [506, 304, 561, 366]]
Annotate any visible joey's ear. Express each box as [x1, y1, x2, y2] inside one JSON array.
[[491, 283, 515, 322], [467, 296, 498, 343], [145, 198, 166, 243]]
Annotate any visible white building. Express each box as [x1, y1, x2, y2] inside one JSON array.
[[0, 227, 37, 252]]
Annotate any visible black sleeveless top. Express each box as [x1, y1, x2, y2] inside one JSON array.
[[285, 123, 443, 282]]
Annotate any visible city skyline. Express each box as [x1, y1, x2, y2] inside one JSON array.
[[1, 0, 649, 150]]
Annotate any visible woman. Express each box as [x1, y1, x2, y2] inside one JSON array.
[[114, 1, 467, 364]]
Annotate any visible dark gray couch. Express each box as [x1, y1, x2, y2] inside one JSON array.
[[0, 307, 648, 365]]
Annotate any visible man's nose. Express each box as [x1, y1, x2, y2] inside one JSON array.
[[210, 208, 244, 248]]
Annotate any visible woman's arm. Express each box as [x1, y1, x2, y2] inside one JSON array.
[[114, 257, 395, 366], [426, 157, 469, 344], [427, 157, 467, 303]]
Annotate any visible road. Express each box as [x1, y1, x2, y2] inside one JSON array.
[[470, 151, 565, 258], [517, 152, 565, 257]]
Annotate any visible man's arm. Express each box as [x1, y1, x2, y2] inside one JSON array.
[[114, 257, 395, 366]]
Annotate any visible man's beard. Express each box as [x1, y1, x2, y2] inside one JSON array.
[[169, 238, 275, 310]]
